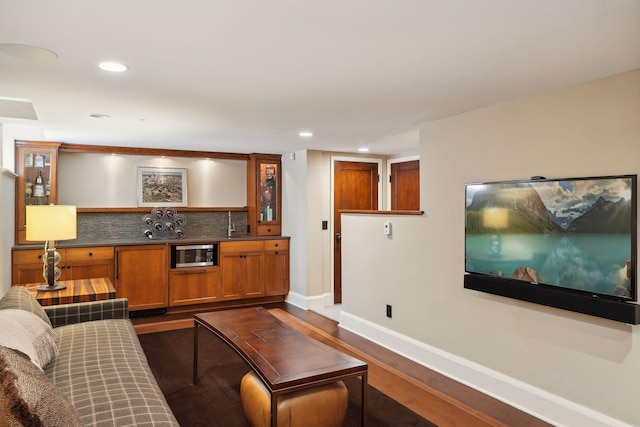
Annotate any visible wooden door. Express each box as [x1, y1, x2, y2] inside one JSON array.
[[169, 268, 220, 306], [67, 260, 114, 283], [264, 239, 289, 296], [243, 252, 264, 297], [390, 160, 420, 210], [115, 245, 169, 310], [334, 161, 379, 303], [220, 253, 244, 299]]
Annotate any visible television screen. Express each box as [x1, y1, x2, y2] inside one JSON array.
[[465, 175, 637, 301]]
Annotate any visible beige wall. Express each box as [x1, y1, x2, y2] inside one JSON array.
[[340, 69, 640, 426], [283, 149, 396, 309], [58, 152, 246, 208]]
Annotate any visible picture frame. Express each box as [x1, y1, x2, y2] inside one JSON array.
[[137, 167, 188, 207]]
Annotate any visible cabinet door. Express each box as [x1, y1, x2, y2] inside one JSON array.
[[220, 251, 263, 300], [220, 253, 244, 299], [247, 154, 282, 236], [12, 263, 45, 285], [263, 239, 289, 296], [68, 260, 115, 283], [169, 267, 220, 306], [62, 247, 115, 283], [15, 142, 60, 245], [115, 245, 169, 310], [243, 252, 264, 297], [12, 249, 45, 285], [264, 251, 289, 296]]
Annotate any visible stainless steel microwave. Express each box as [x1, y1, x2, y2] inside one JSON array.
[[171, 244, 217, 268]]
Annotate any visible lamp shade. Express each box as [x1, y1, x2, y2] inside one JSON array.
[[26, 205, 77, 242]]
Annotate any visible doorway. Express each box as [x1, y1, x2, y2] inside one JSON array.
[[389, 158, 420, 210], [333, 159, 380, 303]]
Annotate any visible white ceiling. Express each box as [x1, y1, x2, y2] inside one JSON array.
[[1, 0, 639, 156]]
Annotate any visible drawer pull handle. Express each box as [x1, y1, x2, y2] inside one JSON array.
[[88, 252, 93, 256]]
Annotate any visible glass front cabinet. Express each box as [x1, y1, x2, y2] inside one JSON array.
[[247, 154, 281, 236], [15, 141, 61, 245]]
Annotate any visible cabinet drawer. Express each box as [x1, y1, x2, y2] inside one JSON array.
[[13, 250, 45, 265], [220, 240, 264, 253], [256, 224, 281, 236], [65, 246, 114, 261], [264, 239, 288, 251]]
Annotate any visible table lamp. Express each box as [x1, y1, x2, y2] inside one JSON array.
[[26, 204, 77, 291]]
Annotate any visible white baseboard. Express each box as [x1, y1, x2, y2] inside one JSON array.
[[338, 310, 630, 427], [286, 291, 333, 311]]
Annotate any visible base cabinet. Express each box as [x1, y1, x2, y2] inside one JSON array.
[[12, 238, 288, 310], [115, 245, 168, 311], [12, 246, 115, 286], [169, 267, 220, 306], [219, 241, 264, 300], [263, 239, 289, 296]]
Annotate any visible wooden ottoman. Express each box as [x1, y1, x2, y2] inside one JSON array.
[[240, 371, 349, 427]]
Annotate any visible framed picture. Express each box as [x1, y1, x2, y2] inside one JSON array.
[[137, 167, 188, 207]]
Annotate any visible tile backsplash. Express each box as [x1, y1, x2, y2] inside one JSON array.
[[75, 210, 247, 242]]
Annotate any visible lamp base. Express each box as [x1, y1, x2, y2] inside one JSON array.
[[37, 283, 67, 292]]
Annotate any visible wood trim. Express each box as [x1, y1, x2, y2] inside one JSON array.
[[59, 142, 250, 161], [340, 209, 424, 215], [15, 140, 62, 149], [77, 206, 248, 213]]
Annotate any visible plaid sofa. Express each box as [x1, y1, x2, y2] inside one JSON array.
[[0, 287, 179, 426]]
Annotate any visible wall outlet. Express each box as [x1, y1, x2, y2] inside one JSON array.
[[386, 304, 392, 318]]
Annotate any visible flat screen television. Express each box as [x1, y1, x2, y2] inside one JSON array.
[[464, 175, 639, 323]]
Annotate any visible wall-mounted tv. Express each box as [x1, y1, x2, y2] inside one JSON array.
[[464, 175, 639, 324]]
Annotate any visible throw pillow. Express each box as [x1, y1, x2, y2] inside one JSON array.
[[0, 346, 82, 427], [0, 286, 52, 327], [0, 309, 57, 370]]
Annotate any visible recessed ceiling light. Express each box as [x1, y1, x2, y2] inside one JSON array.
[[299, 131, 313, 137], [89, 113, 110, 119], [358, 147, 370, 152], [99, 61, 129, 72], [0, 43, 58, 61]]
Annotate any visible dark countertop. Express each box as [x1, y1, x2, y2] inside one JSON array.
[[13, 235, 290, 250]]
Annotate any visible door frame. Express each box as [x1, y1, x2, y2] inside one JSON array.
[[386, 155, 419, 210], [330, 155, 383, 304]]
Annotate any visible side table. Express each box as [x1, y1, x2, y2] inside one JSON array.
[[21, 277, 116, 306]]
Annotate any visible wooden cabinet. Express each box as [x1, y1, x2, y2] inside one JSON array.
[[219, 240, 264, 300], [12, 237, 288, 310], [12, 246, 114, 285], [263, 239, 289, 296], [15, 141, 61, 245], [169, 267, 220, 306], [115, 245, 169, 311], [247, 154, 282, 236]]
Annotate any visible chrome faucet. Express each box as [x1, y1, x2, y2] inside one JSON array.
[[227, 211, 236, 238]]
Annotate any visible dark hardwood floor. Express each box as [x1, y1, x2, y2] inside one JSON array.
[[132, 302, 552, 427]]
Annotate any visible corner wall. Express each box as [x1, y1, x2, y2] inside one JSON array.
[[340, 69, 640, 426]]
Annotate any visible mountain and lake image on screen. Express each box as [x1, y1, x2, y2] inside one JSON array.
[[465, 175, 636, 300]]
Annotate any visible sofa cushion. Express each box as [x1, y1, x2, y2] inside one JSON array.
[[0, 309, 57, 370], [0, 286, 51, 327], [0, 345, 82, 427], [47, 318, 179, 426]]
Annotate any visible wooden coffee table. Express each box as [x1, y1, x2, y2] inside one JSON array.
[[194, 307, 368, 426]]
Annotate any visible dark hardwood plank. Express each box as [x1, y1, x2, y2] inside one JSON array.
[[133, 302, 552, 427]]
